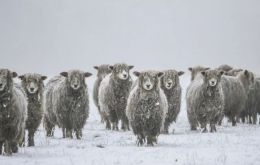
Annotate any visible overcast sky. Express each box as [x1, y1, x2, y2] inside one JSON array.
[[0, 0, 259, 75]]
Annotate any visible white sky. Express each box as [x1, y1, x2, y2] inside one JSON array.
[[0, 0, 260, 75]]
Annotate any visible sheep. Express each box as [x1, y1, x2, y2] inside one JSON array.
[[216, 64, 233, 72], [43, 70, 92, 139], [224, 69, 243, 76], [0, 69, 27, 156], [188, 66, 210, 81], [99, 63, 134, 131], [93, 65, 111, 122], [160, 69, 184, 134], [238, 70, 255, 124], [126, 71, 168, 146], [186, 69, 225, 132], [220, 70, 253, 126], [254, 78, 260, 124], [19, 73, 47, 146]]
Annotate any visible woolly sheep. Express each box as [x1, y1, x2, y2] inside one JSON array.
[[160, 69, 184, 134], [186, 69, 225, 132], [126, 71, 168, 146], [93, 65, 111, 122], [43, 70, 92, 139], [19, 73, 47, 146], [0, 69, 27, 156], [99, 63, 134, 131], [220, 70, 253, 126], [216, 64, 233, 72]]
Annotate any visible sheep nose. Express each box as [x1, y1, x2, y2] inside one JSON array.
[[74, 84, 78, 88], [30, 88, 34, 91], [146, 84, 151, 88], [123, 74, 127, 78]]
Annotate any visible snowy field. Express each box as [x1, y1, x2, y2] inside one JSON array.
[[1, 75, 260, 165]]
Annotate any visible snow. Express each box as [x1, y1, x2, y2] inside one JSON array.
[[1, 76, 260, 165]]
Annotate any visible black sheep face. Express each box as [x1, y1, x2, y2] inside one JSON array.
[[19, 74, 47, 94], [60, 70, 92, 91], [0, 69, 17, 92], [201, 70, 224, 88], [94, 65, 112, 79], [109, 63, 134, 81], [134, 71, 164, 91], [162, 70, 184, 90]]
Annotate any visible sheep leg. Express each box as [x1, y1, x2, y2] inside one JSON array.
[[146, 136, 155, 146], [249, 115, 253, 124], [28, 129, 35, 147], [11, 142, 18, 153], [210, 123, 217, 133], [252, 113, 257, 125], [44, 117, 55, 137], [62, 128, 66, 138], [162, 121, 170, 134], [201, 122, 207, 133], [109, 110, 119, 131], [241, 117, 245, 123], [136, 134, 145, 146], [75, 129, 82, 140], [0, 141, 3, 155], [66, 129, 73, 139], [121, 115, 130, 131], [4, 140, 12, 156], [232, 117, 237, 126], [105, 119, 111, 130], [112, 122, 119, 131], [187, 111, 197, 131]]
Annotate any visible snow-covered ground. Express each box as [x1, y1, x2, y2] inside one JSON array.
[[1, 75, 260, 165]]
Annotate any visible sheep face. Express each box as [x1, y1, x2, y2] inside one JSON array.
[[94, 65, 112, 79], [0, 69, 17, 92], [188, 66, 210, 81], [109, 63, 134, 81], [201, 70, 224, 88], [60, 70, 92, 91], [134, 71, 164, 91], [19, 74, 47, 94], [161, 70, 184, 90]]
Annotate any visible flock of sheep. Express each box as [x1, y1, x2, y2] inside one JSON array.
[[0, 63, 259, 155]]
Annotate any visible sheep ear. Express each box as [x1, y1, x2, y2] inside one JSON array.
[[109, 66, 114, 70], [18, 75, 24, 80], [41, 76, 47, 80], [201, 71, 206, 76], [12, 72, 18, 78], [188, 67, 192, 72], [157, 72, 164, 78], [60, 72, 68, 77], [93, 66, 99, 70], [84, 72, 92, 77], [133, 71, 140, 77], [244, 70, 249, 76], [178, 71, 185, 76], [128, 65, 134, 70], [219, 71, 225, 76]]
